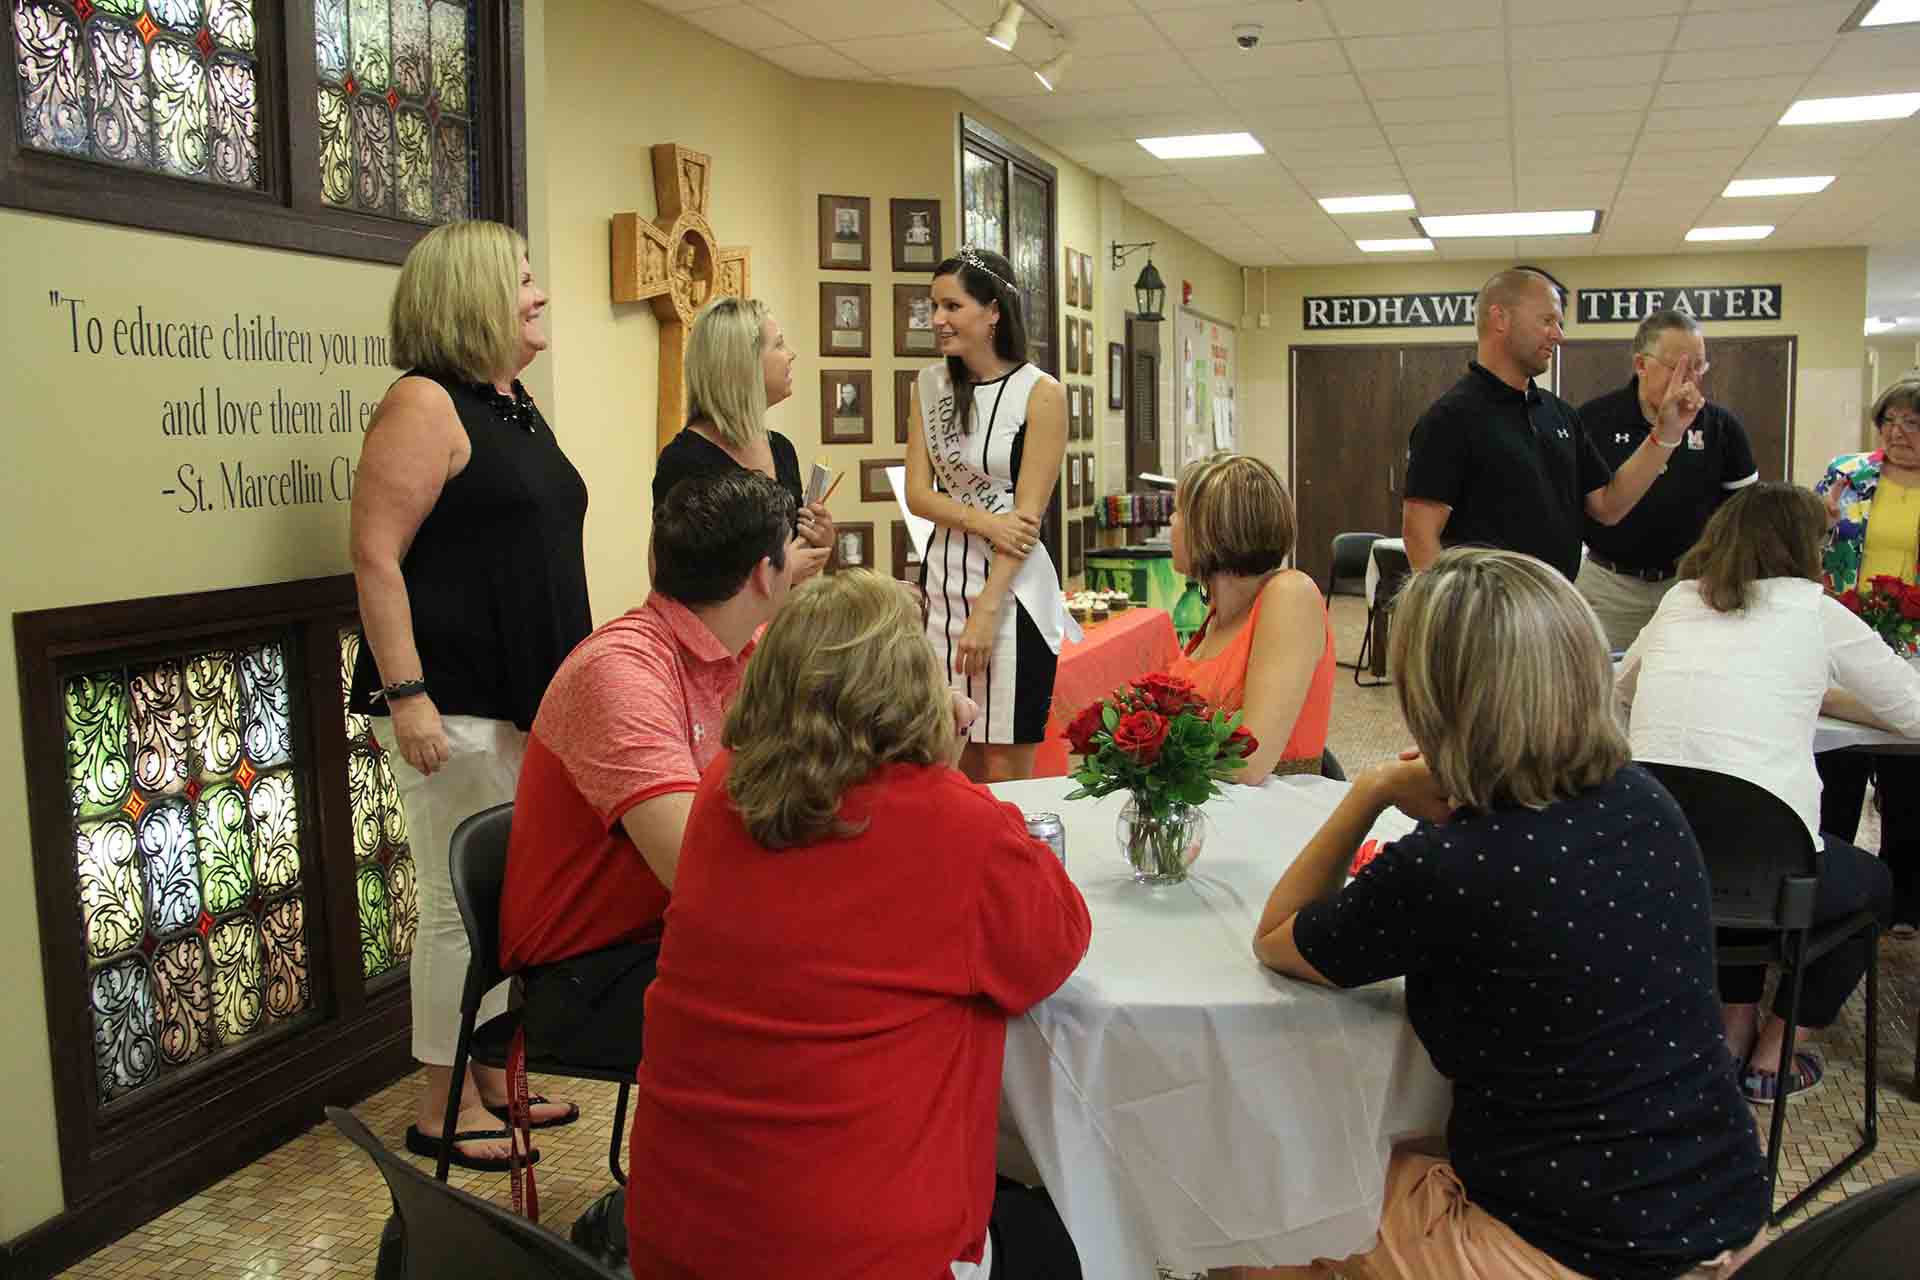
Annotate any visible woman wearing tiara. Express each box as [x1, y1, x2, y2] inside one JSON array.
[[905, 247, 1073, 783]]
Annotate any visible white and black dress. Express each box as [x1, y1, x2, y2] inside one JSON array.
[[918, 362, 1076, 745]]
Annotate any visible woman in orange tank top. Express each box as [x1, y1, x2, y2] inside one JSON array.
[[1166, 454, 1335, 778]]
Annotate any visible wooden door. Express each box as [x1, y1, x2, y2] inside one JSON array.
[[1393, 344, 1477, 513], [1558, 336, 1795, 481], [1292, 346, 1399, 585]]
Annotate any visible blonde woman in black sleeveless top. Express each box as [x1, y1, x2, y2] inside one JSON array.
[[348, 221, 589, 1171]]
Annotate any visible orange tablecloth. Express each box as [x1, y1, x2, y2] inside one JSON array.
[[1033, 607, 1182, 778]]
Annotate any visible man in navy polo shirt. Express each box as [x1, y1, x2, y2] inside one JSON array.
[[1575, 310, 1759, 650], [1403, 268, 1705, 583]]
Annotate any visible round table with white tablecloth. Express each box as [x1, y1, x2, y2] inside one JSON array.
[[989, 774, 1451, 1279]]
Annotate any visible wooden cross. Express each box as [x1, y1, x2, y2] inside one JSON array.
[[611, 144, 751, 453]]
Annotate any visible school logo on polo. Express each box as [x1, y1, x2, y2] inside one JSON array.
[[1687, 429, 1705, 451]]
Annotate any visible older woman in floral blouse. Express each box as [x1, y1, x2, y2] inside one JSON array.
[[1815, 376, 1920, 938]]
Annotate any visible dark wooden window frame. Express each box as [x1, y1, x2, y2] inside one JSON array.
[[0, 0, 528, 263], [11, 575, 414, 1278], [958, 113, 1062, 579]]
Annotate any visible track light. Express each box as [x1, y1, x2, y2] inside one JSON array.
[[986, 1, 1025, 51], [1035, 50, 1072, 91]]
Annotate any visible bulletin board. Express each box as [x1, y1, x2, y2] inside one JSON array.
[[1175, 304, 1237, 467]]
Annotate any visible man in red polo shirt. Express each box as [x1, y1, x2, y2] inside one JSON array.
[[498, 469, 793, 1259]]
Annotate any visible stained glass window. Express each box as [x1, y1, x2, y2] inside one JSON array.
[[67, 642, 310, 1103], [10, 0, 261, 188], [315, 0, 473, 222], [339, 629, 416, 979]]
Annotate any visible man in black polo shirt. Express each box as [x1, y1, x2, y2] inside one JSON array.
[[1575, 310, 1759, 650], [1403, 268, 1704, 582]]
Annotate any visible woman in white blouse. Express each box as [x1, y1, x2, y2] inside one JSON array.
[[1617, 482, 1920, 1103]]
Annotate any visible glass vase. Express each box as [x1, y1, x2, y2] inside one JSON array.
[[1116, 796, 1207, 885]]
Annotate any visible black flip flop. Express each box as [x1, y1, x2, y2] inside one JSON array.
[[484, 1094, 581, 1130], [403, 1123, 540, 1172]]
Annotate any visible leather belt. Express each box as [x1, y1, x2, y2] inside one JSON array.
[[1587, 553, 1675, 584]]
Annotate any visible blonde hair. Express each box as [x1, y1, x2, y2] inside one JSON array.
[[1389, 548, 1628, 813], [390, 220, 526, 381], [724, 572, 953, 848], [1175, 453, 1296, 580], [685, 296, 771, 449]]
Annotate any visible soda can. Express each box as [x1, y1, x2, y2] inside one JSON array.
[[1025, 812, 1067, 866]]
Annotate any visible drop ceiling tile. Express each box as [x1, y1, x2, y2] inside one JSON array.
[[680, 6, 812, 51], [759, 42, 878, 78], [1122, 174, 1214, 198], [1650, 76, 1807, 110], [754, 0, 967, 41], [1633, 125, 1768, 152], [1326, 0, 1501, 38], [1514, 109, 1647, 138], [1510, 21, 1679, 61], [642, 0, 736, 11], [1133, 0, 1335, 35], [1214, 72, 1367, 107], [1360, 65, 1508, 100], [1029, 85, 1230, 118], [1517, 84, 1654, 116], [1386, 118, 1511, 145], [1512, 0, 1684, 21], [1061, 141, 1178, 178], [1674, 2, 1856, 50], [1797, 68, 1920, 99], [893, 64, 1051, 96], [1371, 94, 1509, 123], [1396, 139, 1514, 166], [1027, 118, 1134, 147], [1511, 54, 1666, 93], [1045, 15, 1168, 58], [1434, 238, 1516, 259], [1626, 146, 1753, 173], [833, 30, 1006, 73], [1181, 43, 1348, 79], [1519, 234, 1600, 255], [1116, 109, 1254, 138], [1817, 26, 1920, 73], [1294, 168, 1419, 194], [1663, 43, 1831, 80], [1062, 54, 1208, 89], [1255, 124, 1393, 154], [1344, 30, 1506, 72]]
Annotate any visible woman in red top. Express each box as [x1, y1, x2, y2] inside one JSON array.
[[1166, 454, 1335, 777], [625, 571, 1091, 1280]]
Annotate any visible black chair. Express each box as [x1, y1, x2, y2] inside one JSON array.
[[1640, 763, 1880, 1225], [1735, 1171, 1920, 1279], [1319, 748, 1346, 781], [1353, 542, 1410, 688], [1326, 532, 1382, 600], [330, 1106, 627, 1280], [440, 803, 634, 1187]]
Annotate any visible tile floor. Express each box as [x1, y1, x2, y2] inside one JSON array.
[[53, 595, 1920, 1279]]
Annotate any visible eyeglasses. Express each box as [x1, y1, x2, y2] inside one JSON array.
[[1881, 414, 1920, 436], [1643, 353, 1711, 379]]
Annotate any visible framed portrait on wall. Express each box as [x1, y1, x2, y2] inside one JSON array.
[[894, 284, 938, 357], [891, 198, 942, 271], [860, 458, 903, 504], [1064, 246, 1079, 307], [1067, 452, 1081, 507], [1068, 516, 1083, 577], [820, 283, 871, 357], [829, 521, 875, 574], [1081, 453, 1094, 506], [891, 520, 923, 584], [1072, 384, 1087, 439], [1081, 514, 1097, 563], [1064, 317, 1079, 374], [1079, 252, 1093, 309], [1108, 343, 1125, 409], [895, 369, 918, 444], [1080, 317, 1093, 374], [818, 194, 870, 270], [821, 370, 872, 445]]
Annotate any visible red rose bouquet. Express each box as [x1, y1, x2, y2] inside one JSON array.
[[1835, 575, 1920, 659], [1061, 673, 1258, 882]]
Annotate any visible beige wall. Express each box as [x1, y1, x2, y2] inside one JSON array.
[[1239, 247, 1869, 489]]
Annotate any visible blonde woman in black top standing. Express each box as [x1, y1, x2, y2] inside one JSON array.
[[350, 221, 589, 1171]]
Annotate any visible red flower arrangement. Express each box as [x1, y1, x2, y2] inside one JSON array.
[[1835, 574, 1920, 659], [1062, 673, 1259, 808]]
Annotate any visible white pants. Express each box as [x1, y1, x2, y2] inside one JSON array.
[[373, 715, 526, 1065], [1574, 558, 1680, 655]]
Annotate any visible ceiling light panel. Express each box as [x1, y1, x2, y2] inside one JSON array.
[[1685, 225, 1775, 241], [1416, 209, 1599, 237], [1722, 176, 1835, 197], [1317, 194, 1416, 213], [1136, 132, 1267, 159], [1779, 93, 1920, 125]]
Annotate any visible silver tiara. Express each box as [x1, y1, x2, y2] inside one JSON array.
[[957, 246, 1014, 292]]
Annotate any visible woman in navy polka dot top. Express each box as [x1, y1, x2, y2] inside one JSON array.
[[1253, 548, 1767, 1280]]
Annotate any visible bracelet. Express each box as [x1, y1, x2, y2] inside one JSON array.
[[1650, 433, 1681, 450], [377, 678, 428, 703]]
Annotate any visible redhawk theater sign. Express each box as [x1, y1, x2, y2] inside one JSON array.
[[1303, 292, 1478, 329], [1575, 285, 1782, 323]]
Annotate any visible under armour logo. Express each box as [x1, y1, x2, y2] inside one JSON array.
[[1556, 428, 1570, 439], [1614, 432, 1633, 445]]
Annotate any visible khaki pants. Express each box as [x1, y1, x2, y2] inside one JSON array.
[[1227, 1151, 1762, 1280], [1575, 558, 1679, 654]]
